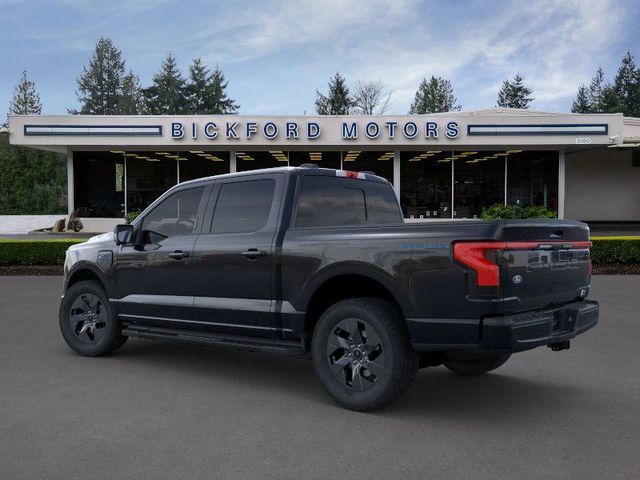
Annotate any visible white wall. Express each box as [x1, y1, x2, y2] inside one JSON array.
[[0, 215, 66, 234], [565, 149, 640, 221]]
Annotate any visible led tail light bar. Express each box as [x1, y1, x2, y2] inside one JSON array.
[[453, 241, 592, 287]]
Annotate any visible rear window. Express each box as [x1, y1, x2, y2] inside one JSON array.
[[210, 179, 275, 234], [295, 176, 401, 228]]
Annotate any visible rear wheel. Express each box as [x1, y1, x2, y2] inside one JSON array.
[[59, 280, 127, 356], [443, 350, 511, 376], [311, 298, 418, 411]]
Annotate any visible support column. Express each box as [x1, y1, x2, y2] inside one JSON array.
[[393, 150, 401, 200], [558, 148, 566, 219], [504, 154, 508, 206], [230, 150, 236, 173], [450, 153, 455, 219], [123, 154, 128, 217], [66, 149, 74, 217]]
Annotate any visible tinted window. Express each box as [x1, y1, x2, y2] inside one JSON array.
[[211, 179, 275, 234], [141, 187, 204, 242], [295, 176, 401, 228]]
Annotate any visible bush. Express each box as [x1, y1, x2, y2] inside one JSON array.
[[0, 239, 85, 265], [481, 204, 556, 220], [591, 237, 640, 264], [125, 210, 142, 224]]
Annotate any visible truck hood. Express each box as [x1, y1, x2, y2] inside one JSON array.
[[68, 232, 116, 251]]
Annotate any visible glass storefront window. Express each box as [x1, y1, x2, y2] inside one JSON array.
[[73, 151, 124, 218], [342, 150, 394, 183], [236, 150, 289, 171], [289, 151, 341, 169], [400, 151, 452, 218], [454, 151, 505, 219], [176, 150, 230, 183], [507, 150, 558, 213], [125, 152, 177, 213]]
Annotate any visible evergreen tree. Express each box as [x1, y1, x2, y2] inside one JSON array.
[[496, 73, 534, 109], [613, 51, 640, 117], [409, 76, 461, 114], [144, 53, 187, 115], [116, 71, 144, 115], [315, 73, 352, 115], [185, 58, 209, 114], [208, 65, 239, 114], [75, 37, 125, 114], [0, 134, 66, 215], [599, 84, 623, 113], [8, 70, 42, 116], [588, 66, 607, 111], [571, 85, 591, 113], [185, 59, 239, 114]]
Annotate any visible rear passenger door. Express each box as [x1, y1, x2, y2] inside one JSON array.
[[192, 173, 284, 333]]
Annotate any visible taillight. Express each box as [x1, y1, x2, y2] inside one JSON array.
[[453, 242, 505, 287]]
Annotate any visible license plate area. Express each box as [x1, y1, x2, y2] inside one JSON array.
[[552, 307, 578, 334], [526, 248, 588, 273]]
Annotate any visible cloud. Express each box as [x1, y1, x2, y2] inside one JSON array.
[[1, 0, 636, 115]]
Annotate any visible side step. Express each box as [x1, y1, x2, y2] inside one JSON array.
[[122, 323, 306, 355]]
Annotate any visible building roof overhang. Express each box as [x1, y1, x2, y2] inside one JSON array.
[[7, 111, 628, 152]]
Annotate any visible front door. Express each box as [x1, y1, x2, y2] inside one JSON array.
[[192, 173, 284, 333], [116, 184, 210, 324]]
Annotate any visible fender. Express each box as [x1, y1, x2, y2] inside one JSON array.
[[65, 261, 117, 299], [294, 261, 417, 318]]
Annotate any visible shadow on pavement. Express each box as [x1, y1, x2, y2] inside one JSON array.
[[101, 337, 588, 420]]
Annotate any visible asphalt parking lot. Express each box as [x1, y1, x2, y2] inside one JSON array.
[[1, 276, 639, 480]]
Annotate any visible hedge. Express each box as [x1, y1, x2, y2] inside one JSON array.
[[0, 239, 85, 265], [1, 237, 639, 266], [591, 237, 640, 264]]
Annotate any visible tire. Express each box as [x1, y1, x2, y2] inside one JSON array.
[[443, 350, 511, 376], [59, 280, 127, 357], [311, 298, 418, 411]]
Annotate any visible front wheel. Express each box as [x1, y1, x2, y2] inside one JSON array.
[[311, 298, 418, 411], [59, 280, 127, 356]]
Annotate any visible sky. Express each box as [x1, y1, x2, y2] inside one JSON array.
[[1, 0, 639, 118]]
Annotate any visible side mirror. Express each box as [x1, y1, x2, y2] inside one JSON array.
[[114, 224, 134, 245]]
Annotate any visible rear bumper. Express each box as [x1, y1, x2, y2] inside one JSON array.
[[408, 300, 599, 352]]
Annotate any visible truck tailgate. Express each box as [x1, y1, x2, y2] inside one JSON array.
[[500, 222, 591, 312]]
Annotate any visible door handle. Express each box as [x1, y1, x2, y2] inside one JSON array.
[[241, 248, 266, 260], [168, 250, 190, 260]]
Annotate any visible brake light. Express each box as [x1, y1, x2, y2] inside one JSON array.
[[453, 241, 592, 287], [454, 242, 504, 287], [336, 170, 366, 179]]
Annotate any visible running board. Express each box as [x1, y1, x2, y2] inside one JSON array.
[[122, 323, 306, 355]]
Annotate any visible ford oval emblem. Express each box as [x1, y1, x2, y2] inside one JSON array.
[[512, 274, 523, 284]]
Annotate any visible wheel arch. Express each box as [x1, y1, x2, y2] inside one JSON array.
[[65, 262, 112, 298], [299, 264, 415, 336]]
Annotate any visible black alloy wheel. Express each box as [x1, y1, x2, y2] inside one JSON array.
[[326, 318, 386, 392]]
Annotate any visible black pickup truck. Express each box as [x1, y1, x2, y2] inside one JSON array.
[[59, 165, 598, 410]]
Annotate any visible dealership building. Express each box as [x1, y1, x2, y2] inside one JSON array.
[[8, 109, 640, 231]]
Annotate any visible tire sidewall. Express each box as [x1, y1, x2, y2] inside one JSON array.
[[312, 299, 409, 409], [59, 281, 121, 356]]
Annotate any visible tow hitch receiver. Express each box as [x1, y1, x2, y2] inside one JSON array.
[[548, 341, 571, 351]]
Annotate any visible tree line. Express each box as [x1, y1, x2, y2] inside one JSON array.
[[5, 36, 640, 118], [72, 37, 239, 115], [571, 52, 640, 116]]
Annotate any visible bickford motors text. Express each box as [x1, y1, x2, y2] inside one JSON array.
[[171, 120, 461, 142]]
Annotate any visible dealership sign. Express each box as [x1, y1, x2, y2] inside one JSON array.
[[170, 120, 461, 142]]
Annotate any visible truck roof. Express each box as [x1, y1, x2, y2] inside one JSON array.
[[177, 165, 391, 187]]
